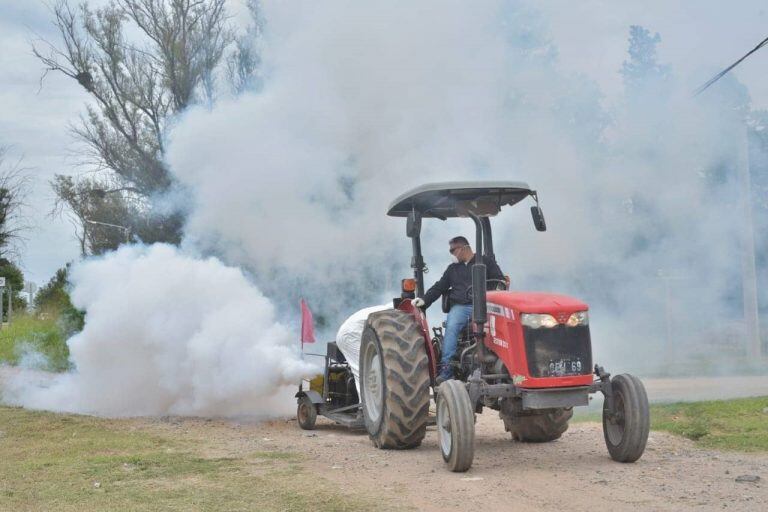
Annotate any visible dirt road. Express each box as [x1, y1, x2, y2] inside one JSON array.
[[2, 366, 766, 511], [177, 412, 765, 512]]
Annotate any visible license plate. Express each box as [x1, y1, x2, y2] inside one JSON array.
[[546, 358, 584, 377]]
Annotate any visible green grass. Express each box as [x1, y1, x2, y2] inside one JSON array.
[[574, 396, 768, 452], [0, 314, 70, 372], [650, 396, 768, 451], [0, 406, 384, 512]]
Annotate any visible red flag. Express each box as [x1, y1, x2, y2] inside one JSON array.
[[300, 298, 316, 346]]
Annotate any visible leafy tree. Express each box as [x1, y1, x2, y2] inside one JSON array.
[[621, 25, 670, 100], [33, 0, 236, 255], [34, 265, 85, 335]]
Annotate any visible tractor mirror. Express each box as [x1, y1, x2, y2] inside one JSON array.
[[531, 206, 547, 232], [406, 211, 422, 238]]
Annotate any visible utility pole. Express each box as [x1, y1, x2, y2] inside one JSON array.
[[738, 124, 761, 358], [0, 277, 5, 330]]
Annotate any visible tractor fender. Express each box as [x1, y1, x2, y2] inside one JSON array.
[[295, 389, 323, 404], [397, 298, 437, 382]]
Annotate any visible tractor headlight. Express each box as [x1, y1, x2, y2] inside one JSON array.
[[566, 311, 589, 327], [521, 313, 558, 329]]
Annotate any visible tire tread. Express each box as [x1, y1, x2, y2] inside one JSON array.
[[602, 373, 650, 462], [438, 380, 475, 472], [361, 309, 431, 449], [504, 408, 573, 442]]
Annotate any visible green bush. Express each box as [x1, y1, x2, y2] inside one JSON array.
[[0, 314, 71, 372], [34, 265, 84, 335], [0, 264, 87, 372]]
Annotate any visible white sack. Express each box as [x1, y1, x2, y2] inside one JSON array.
[[335, 304, 390, 396]]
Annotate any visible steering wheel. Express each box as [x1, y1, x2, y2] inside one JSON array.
[[465, 279, 508, 301], [487, 279, 508, 291]]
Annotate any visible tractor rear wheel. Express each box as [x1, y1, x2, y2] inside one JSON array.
[[504, 408, 573, 442], [602, 373, 650, 462], [437, 379, 475, 472], [359, 309, 430, 449], [297, 396, 317, 430]]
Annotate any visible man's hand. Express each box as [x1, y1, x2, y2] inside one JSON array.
[[412, 297, 425, 308]]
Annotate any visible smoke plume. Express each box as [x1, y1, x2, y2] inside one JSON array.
[[5, 244, 316, 417], [169, 2, 763, 374], [5, 1, 766, 417]]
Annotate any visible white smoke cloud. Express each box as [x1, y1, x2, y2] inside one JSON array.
[[166, 1, 603, 324], [166, 1, 761, 374], [4, 244, 318, 417], [172, 3, 491, 266], [5, 1, 764, 418]]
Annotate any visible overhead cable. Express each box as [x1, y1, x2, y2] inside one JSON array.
[[694, 35, 768, 96]]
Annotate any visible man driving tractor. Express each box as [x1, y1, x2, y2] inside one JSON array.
[[299, 182, 649, 472], [412, 236, 504, 382]]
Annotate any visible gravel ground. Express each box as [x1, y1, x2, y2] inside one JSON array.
[[2, 367, 767, 511], [228, 412, 767, 512]]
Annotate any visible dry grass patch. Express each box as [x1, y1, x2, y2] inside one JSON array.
[[0, 406, 389, 512]]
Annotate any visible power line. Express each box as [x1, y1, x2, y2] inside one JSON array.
[[694, 35, 768, 96]]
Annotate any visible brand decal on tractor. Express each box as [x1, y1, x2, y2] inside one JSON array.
[[487, 303, 505, 316]]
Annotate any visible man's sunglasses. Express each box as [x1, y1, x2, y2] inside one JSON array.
[[449, 245, 468, 255]]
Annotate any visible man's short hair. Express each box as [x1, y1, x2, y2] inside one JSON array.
[[449, 236, 469, 246]]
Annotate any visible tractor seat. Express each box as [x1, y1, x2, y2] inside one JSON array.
[[441, 292, 451, 314]]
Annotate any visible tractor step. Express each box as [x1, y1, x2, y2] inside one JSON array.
[[320, 406, 365, 429]]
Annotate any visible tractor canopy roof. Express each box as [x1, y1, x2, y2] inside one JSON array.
[[387, 181, 533, 219]]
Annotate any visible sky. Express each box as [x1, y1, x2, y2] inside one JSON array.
[[0, 0, 767, 286]]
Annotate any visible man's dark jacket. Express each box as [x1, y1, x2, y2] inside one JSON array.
[[422, 255, 503, 309]]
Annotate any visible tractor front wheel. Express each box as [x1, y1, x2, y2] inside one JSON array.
[[359, 309, 430, 449], [602, 373, 650, 462], [437, 379, 475, 472]]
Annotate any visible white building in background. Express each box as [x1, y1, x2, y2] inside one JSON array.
[[23, 282, 37, 309]]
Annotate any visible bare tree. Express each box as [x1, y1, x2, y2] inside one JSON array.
[[33, 0, 235, 254], [0, 147, 32, 260], [227, 0, 263, 94]]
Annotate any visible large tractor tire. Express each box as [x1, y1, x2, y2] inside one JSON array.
[[437, 379, 475, 472], [359, 309, 430, 449], [602, 373, 649, 463], [504, 408, 573, 442]]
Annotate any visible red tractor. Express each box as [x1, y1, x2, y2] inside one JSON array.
[[358, 181, 650, 471]]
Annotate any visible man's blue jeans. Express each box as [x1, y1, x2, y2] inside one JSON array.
[[440, 304, 473, 379]]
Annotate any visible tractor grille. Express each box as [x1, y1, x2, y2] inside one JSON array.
[[523, 325, 592, 378]]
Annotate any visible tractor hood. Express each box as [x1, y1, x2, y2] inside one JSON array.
[[487, 291, 588, 314]]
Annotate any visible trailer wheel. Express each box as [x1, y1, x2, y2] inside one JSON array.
[[603, 374, 649, 462], [504, 408, 573, 442], [297, 396, 317, 430], [437, 379, 475, 472], [359, 309, 430, 449]]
